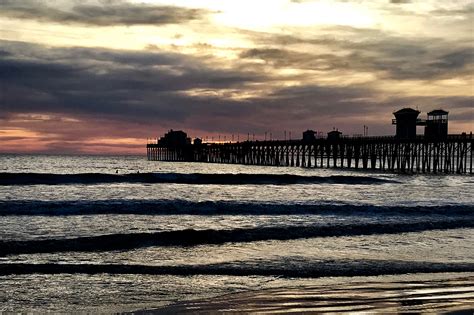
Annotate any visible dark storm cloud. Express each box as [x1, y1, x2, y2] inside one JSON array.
[[0, 0, 208, 26]]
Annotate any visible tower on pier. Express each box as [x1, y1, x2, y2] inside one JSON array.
[[425, 109, 448, 140], [392, 108, 421, 139]]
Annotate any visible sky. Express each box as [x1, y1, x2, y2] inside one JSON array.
[[0, 0, 472, 154]]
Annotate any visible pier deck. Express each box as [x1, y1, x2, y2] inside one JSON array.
[[147, 134, 473, 174]]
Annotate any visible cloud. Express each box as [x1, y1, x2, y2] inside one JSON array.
[[0, 40, 265, 127], [2, 40, 472, 126], [240, 27, 473, 80], [429, 49, 473, 70], [430, 3, 474, 16], [389, 0, 411, 4], [0, 34, 472, 154], [240, 48, 325, 69], [0, 0, 209, 26]]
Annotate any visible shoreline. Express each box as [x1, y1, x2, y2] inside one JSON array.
[[138, 273, 474, 314]]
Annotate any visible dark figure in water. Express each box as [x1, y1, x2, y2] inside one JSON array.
[[116, 170, 118, 174]]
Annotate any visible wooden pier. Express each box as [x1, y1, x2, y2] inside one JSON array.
[[147, 134, 473, 174]]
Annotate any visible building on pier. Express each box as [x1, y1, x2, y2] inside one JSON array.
[[158, 129, 191, 147], [392, 108, 421, 139], [327, 129, 342, 141], [425, 109, 448, 140], [147, 107, 471, 174], [302, 130, 317, 142], [392, 107, 450, 140]]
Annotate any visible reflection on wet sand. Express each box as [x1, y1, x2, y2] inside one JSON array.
[[155, 275, 474, 314]]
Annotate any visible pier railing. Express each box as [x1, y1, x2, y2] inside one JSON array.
[[147, 134, 473, 174]]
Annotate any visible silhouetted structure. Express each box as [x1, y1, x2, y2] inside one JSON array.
[[327, 130, 342, 141], [302, 130, 316, 142], [148, 134, 472, 174], [147, 109, 472, 174], [392, 108, 421, 139], [158, 130, 191, 147], [425, 109, 448, 140], [193, 138, 203, 146]]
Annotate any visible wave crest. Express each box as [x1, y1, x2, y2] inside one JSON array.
[[1, 259, 473, 277], [0, 172, 395, 186], [0, 200, 472, 216], [1, 219, 473, 256]]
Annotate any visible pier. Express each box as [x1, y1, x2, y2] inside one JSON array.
[[147, 134, 472, 174], [147, 108, 473, 174]]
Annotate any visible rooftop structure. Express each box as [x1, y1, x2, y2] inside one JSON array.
[[158, 129, 191, 147], [392, 108, 421, 139], [327, 129, 342, 141], [391, 107, 450, 140], [425, 109, 448, 140], [147, 107, 471, 174], [302, 130, 316, 142]]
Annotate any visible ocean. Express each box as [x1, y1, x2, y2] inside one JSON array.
[[0, 154, 473, 313]]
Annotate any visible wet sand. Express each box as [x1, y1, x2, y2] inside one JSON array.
[[144, 273, 474, 314]]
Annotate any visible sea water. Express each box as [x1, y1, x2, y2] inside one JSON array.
[[0, 154, 473, 312]]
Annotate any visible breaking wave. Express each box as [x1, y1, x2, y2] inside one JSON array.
[[0, 200, 472, 216], [0, 172, 396, 186], [1, 259, 473, 277], [1, 219, 473, 256]]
